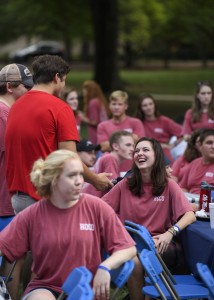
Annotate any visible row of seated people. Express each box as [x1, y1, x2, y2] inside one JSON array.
[[0, 57, 213, 300], [63, 80, 214, 163]]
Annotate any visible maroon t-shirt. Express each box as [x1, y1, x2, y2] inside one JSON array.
[[0, 194, 135, 296]]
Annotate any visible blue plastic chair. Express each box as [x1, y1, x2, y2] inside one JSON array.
[[57, 266, 92, 300], [67, 283, 94, 300], [197, 263, 214, 299], [0, 216, 15, 285], [110, 259, 135, 300], [124, 220, 203, 286], [139, 249, 209, 300]]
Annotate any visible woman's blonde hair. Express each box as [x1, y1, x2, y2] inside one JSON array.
[[30, 150, 80, 198]]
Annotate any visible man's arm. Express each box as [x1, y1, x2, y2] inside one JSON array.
[[58, 141, 113, 190]]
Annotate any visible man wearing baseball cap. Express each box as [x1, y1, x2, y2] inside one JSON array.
[[77, 139, 100, 168], [0, 63, 33, 300]]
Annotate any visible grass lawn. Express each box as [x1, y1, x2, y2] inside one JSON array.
[[67, 68, 214, 95]]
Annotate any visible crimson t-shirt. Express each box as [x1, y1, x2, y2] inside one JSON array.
[[5, 91, 79, 200], [0, 194, 135, 296]]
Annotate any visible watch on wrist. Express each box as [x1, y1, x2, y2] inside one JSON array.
[[173, 225, 180, 235]]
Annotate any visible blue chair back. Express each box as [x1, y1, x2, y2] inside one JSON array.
[[58, 266, 92, 299], [139, 249, 163, 285], [0, 216, 14, 232], [197, 263, 214, 298], [125, 224, 156, 253], [67, 283, 94, 300], [110, 259, 135, 288]]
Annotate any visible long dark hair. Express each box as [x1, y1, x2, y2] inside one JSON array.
[[183, 128, 203, 162], [136, 93, 160, 121], [127, 137, 168, 197], [192, 81, 214, 122]]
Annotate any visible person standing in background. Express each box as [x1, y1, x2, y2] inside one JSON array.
[[81, 80, 110, 143], [0, 63, 33, 300], [63, 88, 83, 137], [182, 81, 214, 141]]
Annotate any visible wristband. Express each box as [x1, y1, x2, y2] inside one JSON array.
[[98, 265, 111, 273], [173, 224, 181, 233]]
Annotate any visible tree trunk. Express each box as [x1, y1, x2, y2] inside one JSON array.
[[90, 0, 121, 93]]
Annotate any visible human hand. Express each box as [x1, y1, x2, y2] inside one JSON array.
[[153, 231, 173, 254], [94, 173, 113, 191], [93, 268, 111, 300], [78, 111, 89, 123]]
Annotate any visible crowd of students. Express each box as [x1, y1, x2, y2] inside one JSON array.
[[0, 55, 214, 300]]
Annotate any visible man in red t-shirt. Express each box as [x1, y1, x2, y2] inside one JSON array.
[[5, 55, 113, 213]]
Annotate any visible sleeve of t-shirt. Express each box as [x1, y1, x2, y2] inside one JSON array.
[[0, 209, 30, 262], [88, 99, 101, 124], [99, 156, 118, 179], [102, 180, 123, 214], [172, 156, 183, 177], [0, 116, 6, 151], [97, 122, 109, 144], [168, 179, 193, 223], [56, 105, 79, 142], [132, 119, 145, 138], [98, 200, 135, 254], [164, 117, 182, 137], [182, 109, 192, 135], [179, 163, 192, 191]]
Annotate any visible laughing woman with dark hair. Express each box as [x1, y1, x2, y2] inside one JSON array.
[[102, 137, 196, 300]]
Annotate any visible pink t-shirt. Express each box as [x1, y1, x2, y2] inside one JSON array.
[[182, 109, 214, 135], [102, 178, 192, 236], [172, 156, 189, 183], [97, 116, 145, 144], [82, 153, 132, 197], [0, 194, 135, 296], [5, 91, 79, 200], [142, 115, 182, 143], [143, 115, 182, 161], [87, 98, 108, 144], [179, 157, 214, 193], [0, 102, 14, 216]]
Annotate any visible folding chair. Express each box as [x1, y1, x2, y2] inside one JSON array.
[[67, 283, 94, 300], [110, 259, 135, 300], [124, 220, 203, 286], [139, 249, 209, 300], [57, 266, 92, 300], [0, 216, 16, 285], [196, 263, 214, 299]]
